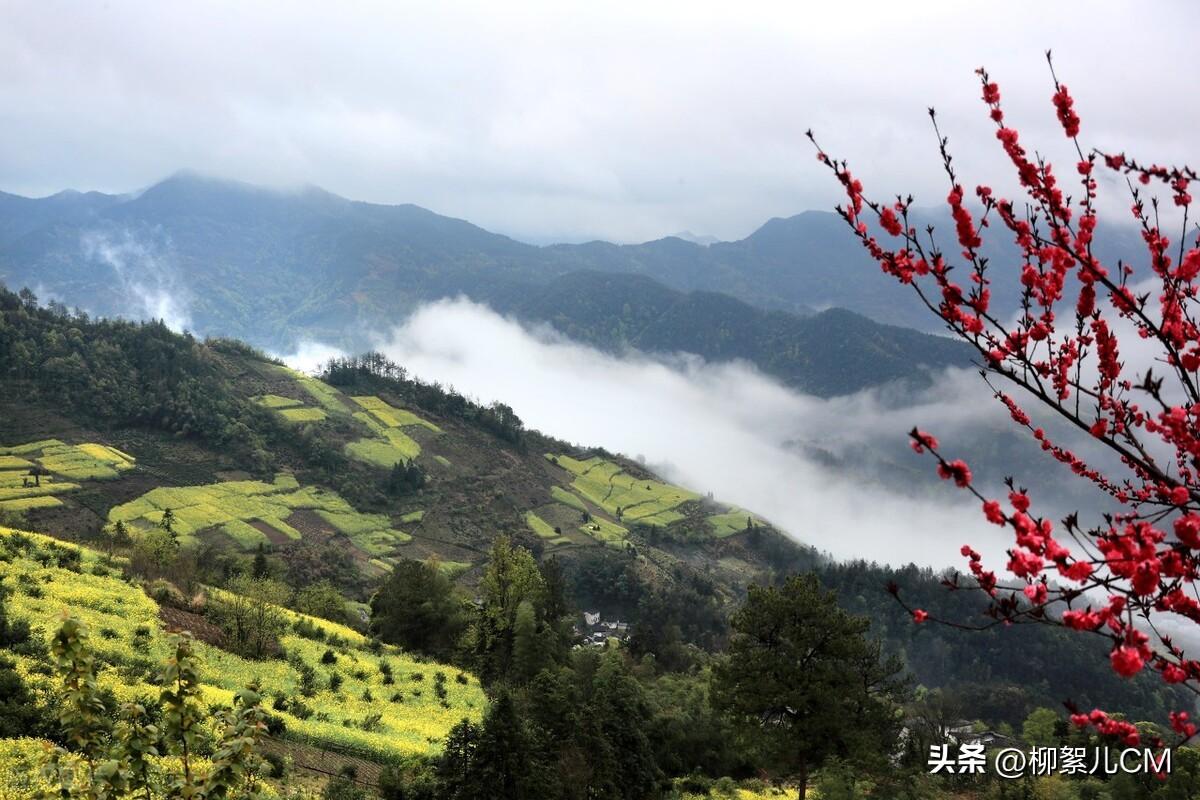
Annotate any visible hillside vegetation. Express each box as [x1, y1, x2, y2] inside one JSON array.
[[0, 528, 484, 770], [2, 284, 1198, 799], [0, 175, 977, 396]]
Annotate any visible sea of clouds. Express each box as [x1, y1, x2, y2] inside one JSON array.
[[285, 297, 1038, 569]]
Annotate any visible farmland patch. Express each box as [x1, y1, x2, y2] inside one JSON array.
[[108, 474, 410, 560], [0, 527, 485, 766]]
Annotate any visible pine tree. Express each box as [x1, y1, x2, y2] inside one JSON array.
[[510, 600, 545, 685], [252, 544, 269, 579], [469, 692, 530, 799], [711, 575, 904, 799]]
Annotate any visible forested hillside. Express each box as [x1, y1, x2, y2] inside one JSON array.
[[0, 283, 1193, 798], [0, 175, 977, 396], [503, 271, 968, 396]]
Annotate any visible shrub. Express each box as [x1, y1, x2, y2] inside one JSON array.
[[322, 775, 367, 800], [294, 617, 327, 641], [147, 578, 188, 609], [263, 751, 288, 779], [298, 664, 317, 697]]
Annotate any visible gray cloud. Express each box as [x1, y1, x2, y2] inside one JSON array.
[[1, 1, 1195, 242], [81, 229, 192, 332]]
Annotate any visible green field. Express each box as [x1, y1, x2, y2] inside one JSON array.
[[345, 433, 420, 467], [524, 510, 559, 540], [707, 508, 765, 538], [278, 406, 328, 423], [550, 485, 588, 512], [581, 515, 629, 546], [0, 440, 137, 511], [0, 495, 64, 512], [0, 473, 80, 501], [549, 454, 698, 527], [254, 392, 329, 423], [344, 396, 441, 468], [251, 393, 303, 409], [352, 396, 441, 432], [0, 439, 136, 481], [436, 559, 472, 578], [0, 527, 485, 771], [108, 474, 411, 558], [272, 366, 352, 415]]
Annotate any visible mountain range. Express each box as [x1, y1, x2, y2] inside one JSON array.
[[0, 173, 985, 396], [0, 172, 1149, 396]]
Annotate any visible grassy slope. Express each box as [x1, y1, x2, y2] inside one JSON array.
[[0, 344, 808, 655], [0, 527, 485, 767]]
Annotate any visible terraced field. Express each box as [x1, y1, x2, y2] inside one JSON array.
[[345, 396, 441, 468], [108, 474, 412, 558], [544, 454, 771, 543], [0, 528, 485, 772], [706, 508, 766, 538], [549, 454, 699, 527], [550, 485, 587, 512], [352, 396, 442, 433], [260, 369, 446, 471], [278, 366, 354, 415], [580, 516, 629, 547], [252, 393, 330, 423], [0, 440, 135, 512], [524, 510, 559, 540]]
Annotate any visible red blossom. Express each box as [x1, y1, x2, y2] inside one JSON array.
[[879, 206, 903, 237], [911, 609, 929, 624], [910, 430, 939, 453], [1052, 84, 1081, 138], [1170, 711, 1198, 738], [1111, 645, 1146, 678], [936, 459, 972, 488], [813, 57, 1200, 742]]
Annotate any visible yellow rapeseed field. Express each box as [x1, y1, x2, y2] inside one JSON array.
[[0, 527, 486, 773]]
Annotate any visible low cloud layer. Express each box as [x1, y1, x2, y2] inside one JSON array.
[[351, 298, 1023, 569], [81, 230, 192, 333]]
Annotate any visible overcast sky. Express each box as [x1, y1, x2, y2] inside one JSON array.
[[1, 1, 1195, 242]]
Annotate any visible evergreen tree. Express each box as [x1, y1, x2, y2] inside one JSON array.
[[510, 600, 545, 685], [470, 537, 546, 685], [437, 718, 481, 800], [587, 651, 661, 799], [371, 559, 468, 662], [251, 543, 269, 579], [160, 507, 177, 540], [469, 692, 532, 799], [711, 575, 904, 799]]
